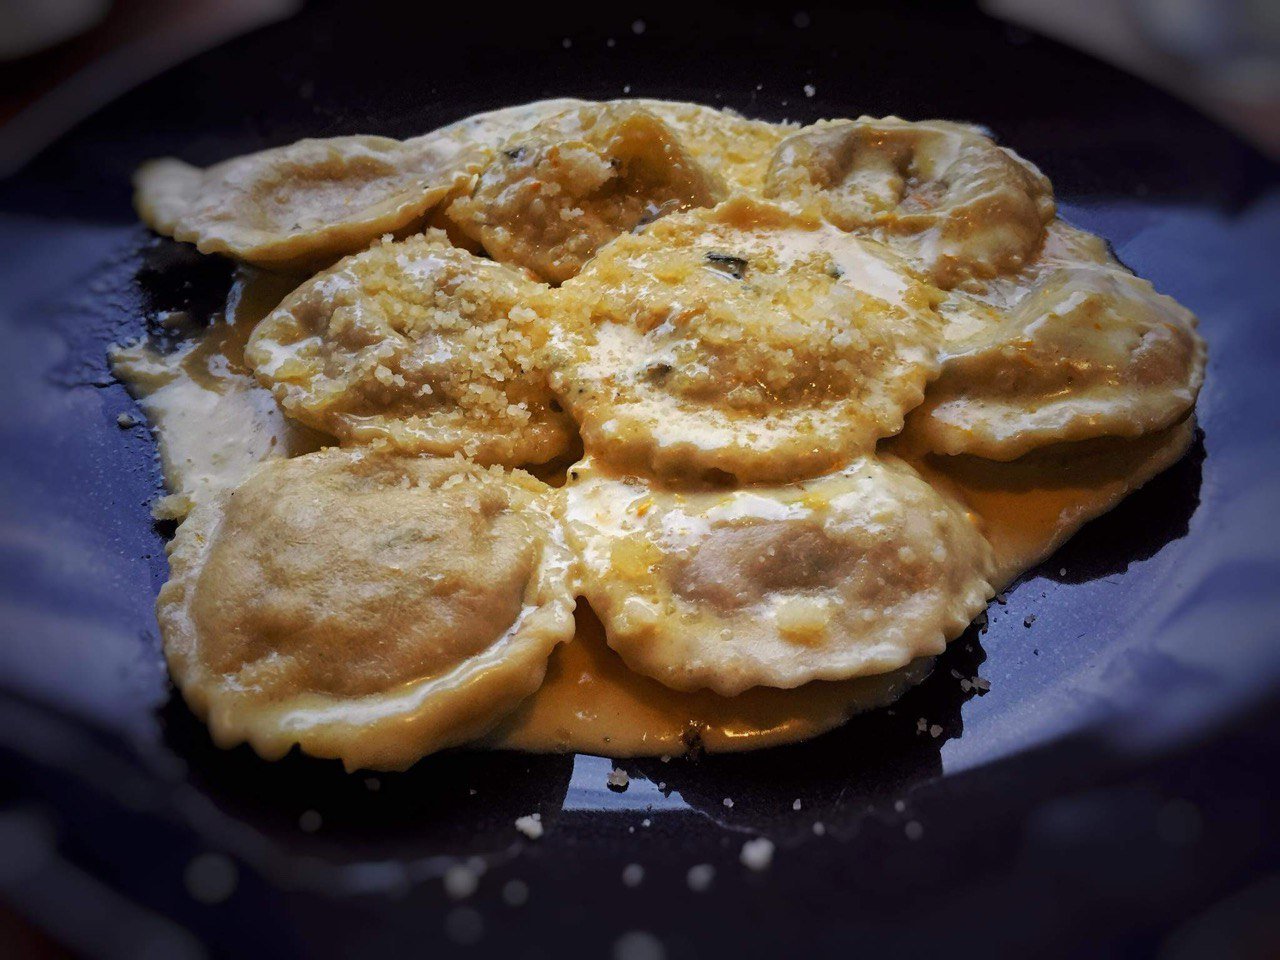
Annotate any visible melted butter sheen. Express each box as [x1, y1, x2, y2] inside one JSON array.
[[888, 418, 1196, 589], [111, 270, 329, 515], [493, 419, 1194, 757], [485, 605, 934, 756], [119, 99, 1203, 760]]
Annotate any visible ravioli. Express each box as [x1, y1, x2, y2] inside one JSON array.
[[246, 231, 574, 466], [134, 136, 465, 271], [125, 98, 1208, 767], [486, 604, 935, 756], [549, 197, 944, 484], [909, 267, 1205, 460], [764, 118, 1055, 288], [932, 219, 1118, 345], [562, 456, 996, 696], [893, 418, 1197, 586], [634, 99, 795, 195], [157, 446, 575, 771], [135, 100, 586, 271], [446, 102, 725, 283]]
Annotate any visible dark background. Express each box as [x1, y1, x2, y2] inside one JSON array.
[[0, 2, 1277, 958]]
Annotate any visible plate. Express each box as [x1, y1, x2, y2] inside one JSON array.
[[1, 4, 1278, 957]]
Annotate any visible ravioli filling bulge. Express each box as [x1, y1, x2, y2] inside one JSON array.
[[121, 98, 1206, 765]]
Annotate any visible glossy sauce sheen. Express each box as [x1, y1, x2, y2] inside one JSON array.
[[115, 273, 1190, 757], [115, 101, 1197, 759]]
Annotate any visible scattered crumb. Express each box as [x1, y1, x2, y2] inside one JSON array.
[[631, 19, 646, 34], [905, 820, 924, 841], [792, 799, 802, 811], [150, 493, 192, 522], [686, 864, 715, 892], [657, 782, 667, 792], [1059, 567, 1067, 576], [929, 724, 943, 739], [515, 813, 543, 840], [812, 822, 826, 836], [1024, 614, 1037, 627], [608, 768, 630, 791], [894, 800, 906, 813], [660, 755, 671, 763], [722, 797, 734, 809], [116, 413, 138, 428], [641, 818, 651, 828], [739, 837, 775, 871], [621, 863, 645, 887], [803, 84, 816, 98], [960, 674, 992, 694]]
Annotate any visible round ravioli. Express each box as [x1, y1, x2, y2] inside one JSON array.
[[135, 136, 466, 271], [967, 217, 1116, 307], [246, 231, 575, 466], [933, 218, 1119, 345], [909, 266, 1206, 460], [633, 99, 795, 194], [549, 197, 944, 484], [562, 456, 996, 696], [764, 117, 1055, 288], [134, 100, 587, 271], [446, 102, 725, 283], [157, 446, 576, 771]]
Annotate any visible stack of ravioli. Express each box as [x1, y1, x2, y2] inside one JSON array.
[[119, 100, 1205, 771]]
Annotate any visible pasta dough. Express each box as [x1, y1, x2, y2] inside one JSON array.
[[562, 456, 996, 696], [157, 446, 575, 771], [247, 231, 574, 466], [135, 100, 586, 271], [910, 267, 1205, 459], [447, 102, 725, 283], [122, 97, 1207, 765], [549, 197, 944, 484], [486, 605, 935, 756], [135, 136, 462, 271], [764, 118, 1055, 287], [634, 99, 795, 195]]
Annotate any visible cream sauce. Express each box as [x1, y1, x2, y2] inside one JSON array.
[[488, 420, 1192, 756], [485, 604, 934, 756], [116, 102, 1200, 761], [110, 269, 329, 516], [113, 256, 1194, 759], [113, 264, 1194, 759], [888, 417, 1196, 589]]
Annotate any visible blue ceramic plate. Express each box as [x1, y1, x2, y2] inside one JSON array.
[[1, 4, 1278, 957]]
